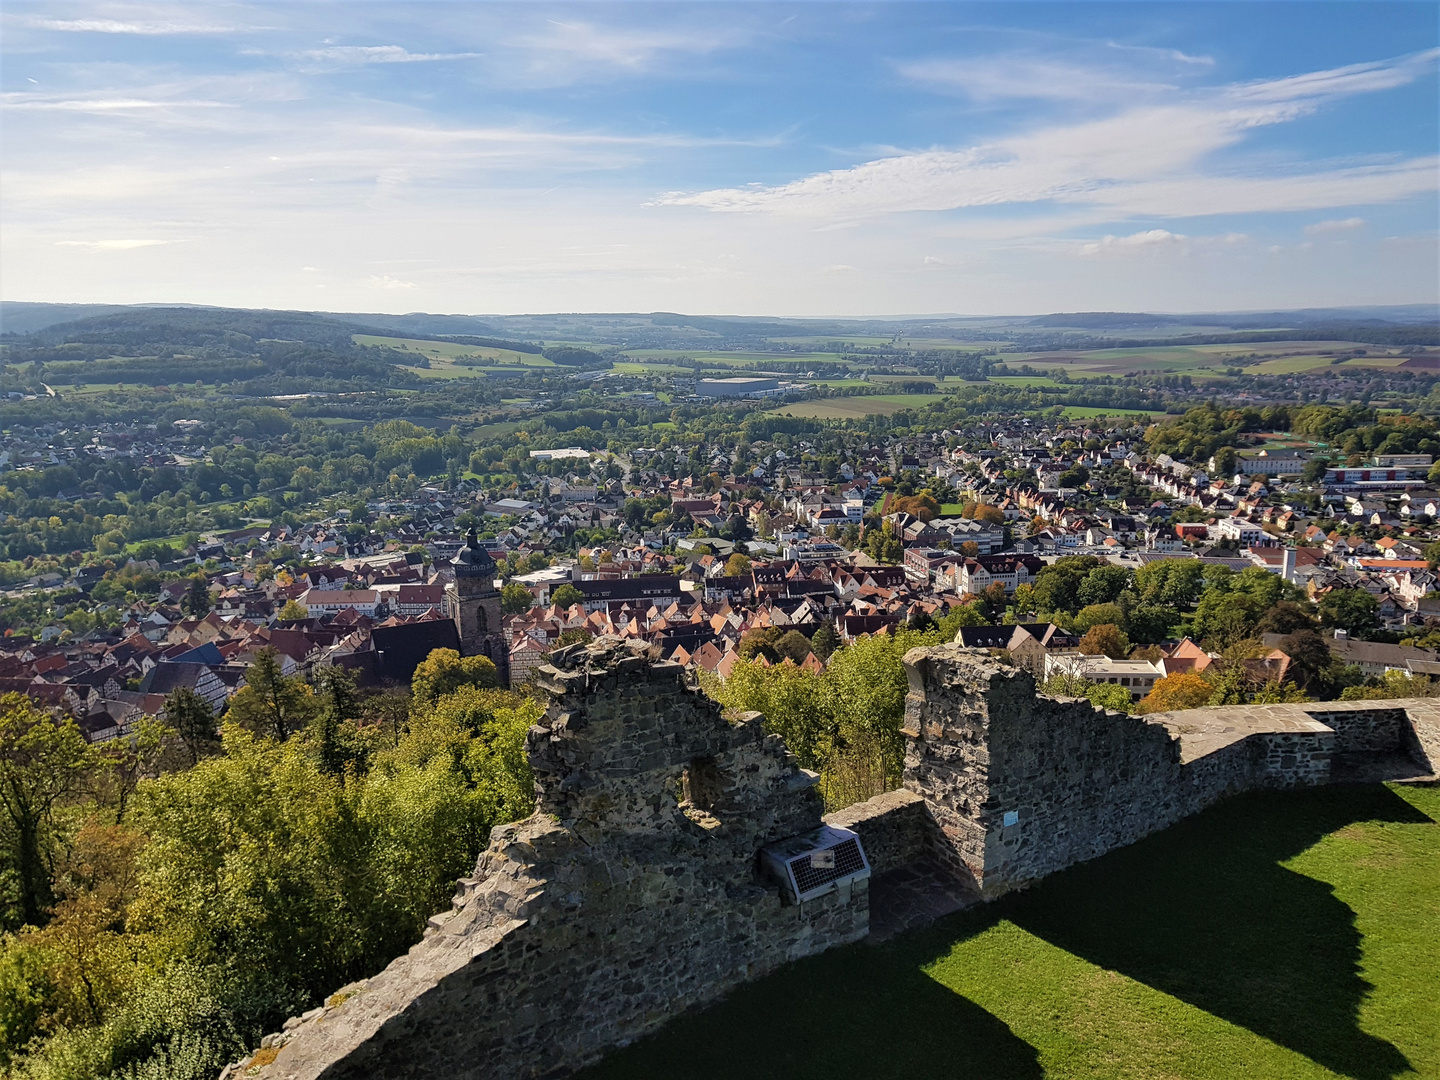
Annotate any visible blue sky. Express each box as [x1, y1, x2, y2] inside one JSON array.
[[2, 2, 1437, 316]]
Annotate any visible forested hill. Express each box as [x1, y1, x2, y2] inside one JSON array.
[[3, 307, 421, 392]]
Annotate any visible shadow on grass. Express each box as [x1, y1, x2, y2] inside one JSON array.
[[999, 784, 1433, 1080], [574, 934, 1041, 1080]]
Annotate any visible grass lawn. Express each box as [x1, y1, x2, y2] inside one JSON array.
[[768, 394, 943, 419], [579, 783, 1439, 1080], [939, 503, 965, 516]]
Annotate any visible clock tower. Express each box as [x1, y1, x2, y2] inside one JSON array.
[[447, 528, 510, 687]]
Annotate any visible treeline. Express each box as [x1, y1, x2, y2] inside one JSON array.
[[0, 651, 538, 1080]]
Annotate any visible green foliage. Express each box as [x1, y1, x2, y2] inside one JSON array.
[[163, 689, 216, 767], [0, 697, 98, 928], [2, 686, 541, 1079], [502, 583, 538, 614], [410, 648, 500, 709], [713, 626, 949, 809], [547, 584, 583, 610], [224, 649, 315, 741], [1318, 588, 1380, 635], [1041, 673, 1133, 713]]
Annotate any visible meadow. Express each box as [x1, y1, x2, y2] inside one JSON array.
[[580, 783, 1440, 1080], [767, 394, 944, 419]]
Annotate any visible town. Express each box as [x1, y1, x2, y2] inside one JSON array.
[[7, 392, 1440, 744]]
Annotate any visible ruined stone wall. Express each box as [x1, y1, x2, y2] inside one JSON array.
[[1304, 706, 1408, 753], [898, 646, 1338, 897], [900, 647, 1190, 895], [824, 788, 931, 875], [239, 639, 867, 1080]]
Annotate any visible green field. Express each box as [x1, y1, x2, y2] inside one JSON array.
[[580, 782, 1439, 1080], [352, 334, 553, 371], [768, 394, 943, 419], [993, 342, 1407, 380]]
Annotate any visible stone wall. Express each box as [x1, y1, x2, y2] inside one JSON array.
[[824, 788, 931, 875], [1304, 705, 1409, 754], [898, 646, 1338, 897], [238, 639, 867, 1080], [233, 645, 1439, 1080]]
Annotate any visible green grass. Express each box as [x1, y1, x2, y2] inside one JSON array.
[[939, 503, 965, 516], [767, 394, 943, 419], [579, 783, 1439, 1080]]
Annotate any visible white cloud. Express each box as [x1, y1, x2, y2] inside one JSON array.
[[298, 45, 481, 65], [1079, 230, 1186, 256], [823, 264, 857, 273], [1304, 217, 1366, 235], [898, 56, 1178, 102], [27, 17, 241, 34], [55, 238, 172, 249], [3, 94, 232, 112], [661, 50, 1440, 221], [367, 274, 417, 290]]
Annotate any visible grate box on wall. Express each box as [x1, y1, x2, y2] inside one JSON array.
[[760, 824, 870, 903]]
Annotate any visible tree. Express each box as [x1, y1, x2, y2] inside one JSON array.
[[1076, 565, 1131, 607], [310, 666, 362, 778], [411, 648, 499, 709], [1318, 588, 1379, 634], [277, 599, 309, 621], [502, 583, 536, 615], [890, 494, 939, 521], [810, 621, 839, 662], [724, 553, 752, 578], [548, 584, 583, 610], [1057, 466, 1089, 488], [0, 695, 97, 927], [1135, 673, 1213, 713], [1212, 446, 1239, 477], [1278, 630, 1334, 693], [1078, 624, 1130, 660], [1256, 600, 1314, 636], [1302, 457, 1330, 484], [181, 576, 210, 618], [164, 687, 218, 766], [226, 648, 316, 741]]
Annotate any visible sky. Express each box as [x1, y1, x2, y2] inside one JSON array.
[[2, 1, 1438, 317]]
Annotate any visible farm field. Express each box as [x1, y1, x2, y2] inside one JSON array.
[[994, 341, 1409, 379], [352, 334, 550, 366], [580, 783, 1440, 1080], [768, 394, 943, 419], [987, 375, 1063, 387]]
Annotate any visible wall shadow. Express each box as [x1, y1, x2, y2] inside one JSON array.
[[997, 784, 1433, 1080], [574, 931, 1041, 1080]]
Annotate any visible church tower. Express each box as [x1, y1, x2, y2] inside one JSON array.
[[447, 528, 510, 687]]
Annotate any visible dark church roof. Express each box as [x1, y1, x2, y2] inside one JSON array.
[[372, 619, 462, 684], [452, 528, 497, 578]]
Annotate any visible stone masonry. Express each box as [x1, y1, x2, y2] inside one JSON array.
[[235, 641, 1440, 1079], [237, 638, 866, 1080]]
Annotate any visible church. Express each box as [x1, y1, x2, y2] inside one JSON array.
[[446, 528, 511, 687]]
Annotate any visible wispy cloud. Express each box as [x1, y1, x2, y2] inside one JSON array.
[[26, 16, 241, 34], [367, 274, 417, 290], [4, 93, 232, 112], [1304, 217, 1366, 235], [660, 50, 1440, 220], [296, 45, 480, 65], [56, 238, 173, 249]]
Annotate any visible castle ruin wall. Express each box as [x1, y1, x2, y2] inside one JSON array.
[[238, 640, 867, 1080]]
